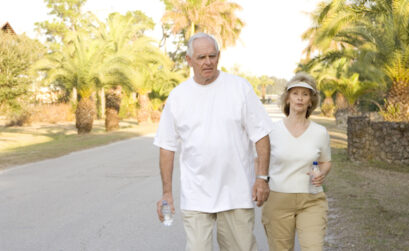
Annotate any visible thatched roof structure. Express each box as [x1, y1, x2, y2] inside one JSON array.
[[1, 22, 16, 34]]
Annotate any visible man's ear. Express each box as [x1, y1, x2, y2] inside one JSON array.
[[186, 55, 192, 67]]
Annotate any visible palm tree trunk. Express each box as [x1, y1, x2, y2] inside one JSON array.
[[322, 96, 335, 117], [384, 81, 409, 121], [96, 88, 106, 120], [335, 92, 348, 110], [137, 90, 152, 123], [334, 92, 354, 128], [105, 86, 122, 131], [261, 85, 266, 102], [72, 88, 78, 103], [75, 96, 96, 134]]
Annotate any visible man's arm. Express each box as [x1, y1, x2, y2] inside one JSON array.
[[252, 135, 271, 207], [255, 135, 270, 177], [156, 148, 176, 222]]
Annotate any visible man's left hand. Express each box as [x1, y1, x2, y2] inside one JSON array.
[[252, 179, 270, 207]]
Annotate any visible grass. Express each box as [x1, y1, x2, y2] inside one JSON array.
[[0, 119, 157, 170], [310, 115, 409, 251]]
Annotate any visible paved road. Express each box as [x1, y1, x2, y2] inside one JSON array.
[[0, 104, 300, 251]]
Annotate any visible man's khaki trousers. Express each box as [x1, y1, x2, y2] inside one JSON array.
[[182, 208, 258, 251], [262, 191, 328, 251]]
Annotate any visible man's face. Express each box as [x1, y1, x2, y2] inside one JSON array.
[[186, 37, 220, 85]]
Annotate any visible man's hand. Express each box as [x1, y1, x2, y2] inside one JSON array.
[[252, 179, 270, 207], [157, 148, 175, 222], [253, 135, 271, 207], [156, 193, 175, 222]]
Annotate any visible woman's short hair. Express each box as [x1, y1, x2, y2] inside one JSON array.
[[279, 72, 320, 118], [186, 33, 219, 57]]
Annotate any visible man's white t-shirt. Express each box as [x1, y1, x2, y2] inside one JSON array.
[[268, 119, 331, 193], [154, 71, 273, 212]]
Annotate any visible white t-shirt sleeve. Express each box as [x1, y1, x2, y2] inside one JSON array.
[[318, 129, 331, 162], [153, 96, 179, 152], [242, 84, 273, 143]]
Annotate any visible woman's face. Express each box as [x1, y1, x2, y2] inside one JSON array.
[[287, 87, 312, 115]]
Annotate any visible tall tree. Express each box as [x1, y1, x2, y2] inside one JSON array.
[[35, 32, 107, 134], [35, 0, 96, 104], [162, 0, 244, 48], [143, 61, 186, 122], [35, 30, 132, 134], [160, 0, 245, 70], [301, 0, 409, 121], [35, 0, 89, 43], [96, 11, 175, 128], [0, 33, 45, 122]]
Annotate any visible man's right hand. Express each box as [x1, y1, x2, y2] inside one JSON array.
[[156, 193, 175, 222]]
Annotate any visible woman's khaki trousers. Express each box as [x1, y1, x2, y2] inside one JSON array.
[[262, 191, 328, 251]]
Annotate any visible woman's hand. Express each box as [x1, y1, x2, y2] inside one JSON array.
[[311, 171, 326, 186], [307, 161, 331, 186]]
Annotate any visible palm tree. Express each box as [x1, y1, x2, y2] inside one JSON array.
[[96, 11, 176, 128], [316, 58, 350, 115], [35, 30, 130, 134], [301, 0, 353, 61], [302, 0, 409, 121], [161, 0, 244, 49], [250, 75, 274, 102], [97, 12, 147, 130], [132, 42, 179, 123], [134, 58, 185, 123], [382, 49, 409, 121], [336, 73, 378, 112], [146, 63, 185, 122], [319, 81, 337, 117]]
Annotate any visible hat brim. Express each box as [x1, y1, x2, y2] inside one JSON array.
[[287, 82, 316, 94]]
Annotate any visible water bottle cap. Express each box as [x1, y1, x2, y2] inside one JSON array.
[[313, 161, 318, 165], [162, 200, 168, 205]]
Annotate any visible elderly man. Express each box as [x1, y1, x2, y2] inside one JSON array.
[[154, 32, 272, 251]]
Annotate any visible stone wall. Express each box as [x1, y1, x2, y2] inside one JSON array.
[[348, 116, 409, 164], [336, 109, 383, 129]]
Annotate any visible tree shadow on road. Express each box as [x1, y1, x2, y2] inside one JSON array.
[[0, 122, 157, 170]]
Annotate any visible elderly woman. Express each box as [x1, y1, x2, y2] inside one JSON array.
[[262, 72, 331, 251]]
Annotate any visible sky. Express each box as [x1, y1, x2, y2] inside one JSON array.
[[0, 0, 321, 80]]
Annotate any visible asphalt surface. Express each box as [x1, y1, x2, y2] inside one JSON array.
[[0, 104, 302, 251]]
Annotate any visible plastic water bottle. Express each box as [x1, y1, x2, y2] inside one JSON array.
[[309, 161, 321, 194], [161, 200, 173, 226]]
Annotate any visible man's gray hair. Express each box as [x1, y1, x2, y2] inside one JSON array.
[[186, 33, 219, 57]]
